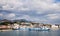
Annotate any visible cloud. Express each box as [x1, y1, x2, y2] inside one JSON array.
[[0, 0, 30, 11], [0, 13, 3, 16], [16, 15, 30, 20], [0, 0, 60, 24], [15, 15, 41, 22], [0, 0, 60, 15], [0, 0, 60, 12], [46, 14, 60, 19], [2, 13, 16, 20], [8, 13, 16, 18]]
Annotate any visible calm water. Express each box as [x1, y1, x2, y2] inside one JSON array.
[[0, 29, 60, 36]]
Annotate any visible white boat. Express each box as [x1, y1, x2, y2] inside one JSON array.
[[29, 27, 50, 31], [12, 25, 50, 31], [13, 27, 50, 31], [41, 27, 50, 31], [20, 27, 30, 31]]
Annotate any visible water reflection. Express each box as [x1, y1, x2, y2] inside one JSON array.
[[0, 29, 60, 36]]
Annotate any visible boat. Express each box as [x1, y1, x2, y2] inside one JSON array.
[[41, 27, 50, 31], [20, 27, 30, 31], [29, 28, 41, 31], [29, 27, 50, 31], [19, 27, 50, 31], [12, 27, 50, 31], [12, 26, 50, 31]]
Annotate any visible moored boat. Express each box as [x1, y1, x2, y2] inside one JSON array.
[[29, 27, 50, 31], [12, 26, 50, 31], [20, 27, 30, 31]]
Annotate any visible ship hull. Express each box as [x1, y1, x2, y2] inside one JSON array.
[[13, 28, 50, 31]]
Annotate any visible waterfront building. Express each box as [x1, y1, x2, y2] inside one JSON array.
[[55, 24, 60, 28], [20, 22, 31, 28], [12, 23, 20, 29], [51, 25, 59, 30], [31, 22, 39, 28], [0, 25, 11, 30]]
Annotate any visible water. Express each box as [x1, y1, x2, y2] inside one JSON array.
[[0, 30, 60, 36]]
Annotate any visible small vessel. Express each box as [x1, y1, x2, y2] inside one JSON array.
[[12, 27, 50, 31], [12, 25, 50, 31], [20, 27, 30, 31], [29, 27, 50, 31], [41, 27, 50, 31], [29, 28, 41, 31], [19, 27, 50, 31]]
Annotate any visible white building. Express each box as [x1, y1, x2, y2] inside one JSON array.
[[51, 25, 59, 30], [12, 23, 19, 29], [52, 25, 58, 28]]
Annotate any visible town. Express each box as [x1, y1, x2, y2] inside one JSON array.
[[0, 19, 60, 31]]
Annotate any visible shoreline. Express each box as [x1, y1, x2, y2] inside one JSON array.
[[0, 29, 13, 32], [0, 28, 60, 32]]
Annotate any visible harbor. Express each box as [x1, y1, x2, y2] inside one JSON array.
[[0, 19, 60, 31], [0, 0, 60, 36]]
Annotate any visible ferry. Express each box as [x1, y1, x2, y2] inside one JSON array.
[[12, 27, 50, 31], [29, 27, 50, 31]]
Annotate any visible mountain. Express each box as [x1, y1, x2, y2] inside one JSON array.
[[13, 19, 32, 23]]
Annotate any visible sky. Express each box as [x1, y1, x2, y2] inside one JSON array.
[[0, 0, 60, 24]]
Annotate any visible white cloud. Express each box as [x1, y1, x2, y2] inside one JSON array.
[[0, 13, 16, 20], [2, 5, 13, 10], [18, 7, 30, 11], [8, 13, 16, 18], [21, 15, 30, 19], [0, 0, 60, 24], [0, 0, 59, 12], [3, 13, 16, 20], [46, 14, 60, 19], [0, 0, 23, 10], [15, 15, 41, 22], [31, 0, 60, 14], [21, 15, 39, 21], [15, 15, 30, 20], [0, 0, 60, 12], [0, 13, 3, 16]]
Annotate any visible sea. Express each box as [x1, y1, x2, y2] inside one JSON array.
[[0, 29, 60, 36]]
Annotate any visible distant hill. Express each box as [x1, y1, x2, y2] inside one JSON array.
[[0, 19, 32, 25], [13, 19, 32, 23]]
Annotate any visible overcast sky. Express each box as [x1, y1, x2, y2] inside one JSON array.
[[0, 0, 60, 24]]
